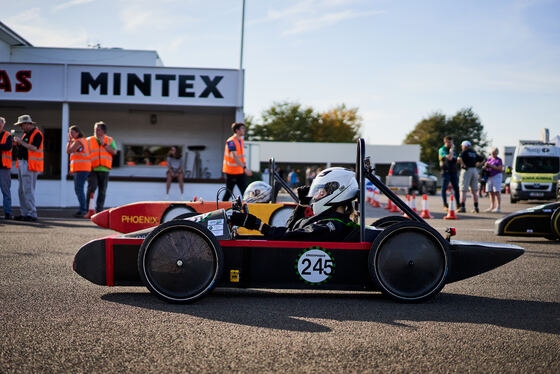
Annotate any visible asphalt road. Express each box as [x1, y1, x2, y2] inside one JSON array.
[[1, 194, 559, 373]]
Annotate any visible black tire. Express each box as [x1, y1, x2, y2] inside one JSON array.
[[370, 215, 410, 229], [510, 196, 518, 204], [138, 220, 223, 303], [549, 208, 560, 240], [173, 212, 199, 221], [368, 221, 449, 302], [161, 204, 196, 223], [420, 183, 428, 195]]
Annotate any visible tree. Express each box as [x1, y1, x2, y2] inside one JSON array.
[[312, 104, 362, 143], [404, 107, 488, 166], [247, 101, 362, 142], [247, 102, 318, 142]]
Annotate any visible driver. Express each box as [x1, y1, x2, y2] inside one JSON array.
[[231, 167, 358, 241], [243, 181, 272, 203]]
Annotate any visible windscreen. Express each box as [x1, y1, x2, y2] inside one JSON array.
[[515, 156, 559, 173], [392, 162, 416, 176]]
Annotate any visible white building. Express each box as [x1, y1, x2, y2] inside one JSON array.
[[0, 22, 419, 208]]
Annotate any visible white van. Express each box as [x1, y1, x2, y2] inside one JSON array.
[[510, 140, 560, 203]]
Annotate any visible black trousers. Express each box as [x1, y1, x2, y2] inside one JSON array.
[[86, 171, 109, 212], [222, 173, 247, 201]]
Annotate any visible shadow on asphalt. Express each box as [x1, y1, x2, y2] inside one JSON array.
[[0, 219, 102, 230], [102, 291, 560, 335]]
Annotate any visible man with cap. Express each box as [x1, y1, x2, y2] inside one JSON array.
[[457, 140, 483, 213], [0, 116, 14, 219], [13, 114, 44, 222]]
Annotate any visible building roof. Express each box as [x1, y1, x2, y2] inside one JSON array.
[[0, 21, 32, 47]]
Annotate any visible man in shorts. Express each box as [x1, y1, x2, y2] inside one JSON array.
[[457, 140, 483, 213]]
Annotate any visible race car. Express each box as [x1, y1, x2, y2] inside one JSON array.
[[495, 202, 560, 240], [90, 162, 299, 235], [74, 139, 525, 303]]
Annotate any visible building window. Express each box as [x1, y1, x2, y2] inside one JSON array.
[[122, 145, 175, 167]]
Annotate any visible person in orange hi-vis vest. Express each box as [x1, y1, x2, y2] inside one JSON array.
[[86, 121, 117, 215], [12, 114, 43, 222], [222, 122, 252, 201], [67, 125, 91, 218], [0, 116, 14, 220]]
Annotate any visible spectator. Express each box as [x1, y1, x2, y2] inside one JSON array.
[[166, 146, 184, 199], [288, 168, 299, 188], [0, 116, 13, 220], [85, 121, 117, 216], [12, 115, 43, 222], [484, 147, 504, 213], [222, 122, 252, 201], [66, 125, 91, 218], [438, 136, 460, 211], [457, 140, 484, 213]]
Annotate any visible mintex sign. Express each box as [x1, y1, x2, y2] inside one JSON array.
[[0, 63, 240, 107]]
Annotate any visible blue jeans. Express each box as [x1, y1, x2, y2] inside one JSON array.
[[441, 171, 460, 206], [73, 171, 90, 213], [0, 168, 12, 215]]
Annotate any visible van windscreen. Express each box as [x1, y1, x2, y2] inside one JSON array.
[[515, 156, 559, 173]]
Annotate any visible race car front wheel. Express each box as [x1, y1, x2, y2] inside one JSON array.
[[138, 220, 223, 303], [368, 221, 449, 302], [549, 208, 560, 240]]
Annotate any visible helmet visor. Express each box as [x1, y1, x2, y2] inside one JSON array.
[[308, 181, 339, 203]]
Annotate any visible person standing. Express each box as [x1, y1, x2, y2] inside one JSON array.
[[85, 121, 117, 216], [438, 136, 460, 211], [484, 147, 504, 213], [457, 140, 484, 213], [67, 125, 91, 218], [222, 122, 252, 201], [165, 146, 184, 199], [12, 115, 43, 222], [0, 116, 13, 220]]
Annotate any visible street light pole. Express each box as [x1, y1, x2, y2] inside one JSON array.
[[235, 0, 246, 122]]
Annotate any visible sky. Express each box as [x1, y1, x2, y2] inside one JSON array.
[[3, 0, 560, 151]]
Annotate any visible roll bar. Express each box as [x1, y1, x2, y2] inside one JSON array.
[[268, 157, 299, 203], [356, 138, 425, 242]]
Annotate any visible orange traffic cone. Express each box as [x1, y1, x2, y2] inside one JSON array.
[[84, 192, 96, 219], [402, 194, 411, 217], [444, 194, 458, 220], [420, 194, 433, 219], [371, 190, 381, 207], [411, 193, 418, 212], [385, 198, 393, 210], [366, 188, 373, 204], [389, 198, 400, 213]]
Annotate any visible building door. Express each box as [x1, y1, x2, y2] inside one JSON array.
[[43, 128, 61, 179]]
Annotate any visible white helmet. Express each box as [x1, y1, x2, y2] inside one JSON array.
[[308, 167, 358, 215], [243, 181, 272, 203]]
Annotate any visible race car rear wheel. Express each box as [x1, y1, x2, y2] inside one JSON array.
[[368, 221, 448, 302], [370, 215, 410, 229], [138, 220, 223, 303]]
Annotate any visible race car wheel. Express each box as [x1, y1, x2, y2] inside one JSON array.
[[173, 212, 199, 221], [269, 206, 295, 226], [138, 220, 223, 303], [368, 221, 449, 302], [161, 204, 196, 223], [370, 215, 410, 229], [549, 208, 560, 240]]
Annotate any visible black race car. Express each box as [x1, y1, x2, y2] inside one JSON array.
[[73, 139, 524, 303], [495, 202, 560, 240]]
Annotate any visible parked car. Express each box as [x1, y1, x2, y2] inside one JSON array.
[[388, 161, 437, 195]]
